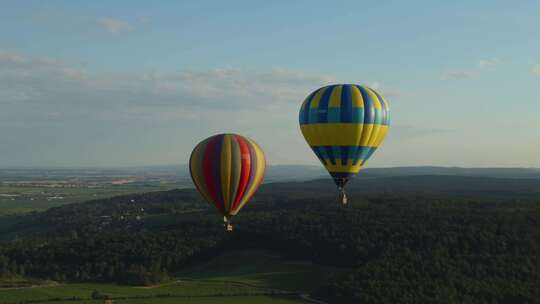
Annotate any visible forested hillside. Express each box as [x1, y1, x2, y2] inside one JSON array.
[[0, 175, 539, 303]]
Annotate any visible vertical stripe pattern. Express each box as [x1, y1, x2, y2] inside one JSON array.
[[190, 134, 266, 216], [299, 84, 390, 187]]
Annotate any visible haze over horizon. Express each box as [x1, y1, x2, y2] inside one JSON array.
[[2, 1, 540, 168], [1, 164, 539, 171]]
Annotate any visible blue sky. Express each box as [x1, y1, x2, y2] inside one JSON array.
[[1, 1, 539, 167]]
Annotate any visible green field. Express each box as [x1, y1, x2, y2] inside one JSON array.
[[0, 184, 174, 215], [0, 250, 337, 304], [23, 296, 305, 304], [0, 281, 297, 303], [0, 282, 305, 303], [178, 250, 344, 293]]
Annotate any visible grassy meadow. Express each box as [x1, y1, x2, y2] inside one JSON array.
[[178, 250, 344, 293], [0, 250, 338, 303]]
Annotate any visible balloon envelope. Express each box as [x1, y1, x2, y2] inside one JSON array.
[[189, 133, 266, 217], [299, 84, 390, 188]]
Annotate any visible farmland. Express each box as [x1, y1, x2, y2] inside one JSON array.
[[0, 250, 333, 304]]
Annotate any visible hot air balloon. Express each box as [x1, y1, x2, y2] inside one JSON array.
[[189, 133, 266, 231], [299, 84, 390, 204]]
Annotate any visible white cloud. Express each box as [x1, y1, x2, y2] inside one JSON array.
[[363, 81, 414, 98], [0, 52, 27, 64], [0, 51, 417, 168], [441, 58, 499, 81], [0, 51, 90, 106], [368, 81, 380, 89], [478, 58, 499, 68], [532, 65, 540, 75], [97, 17, 133, 34], [0, 51, 342, 122], [0, 52, 347, 166], [1, 51, 411, 113]]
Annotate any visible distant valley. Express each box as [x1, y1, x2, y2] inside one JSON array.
[[1, 165, 539, 215]]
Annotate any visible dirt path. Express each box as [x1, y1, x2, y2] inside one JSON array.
[[133, 279, 183, 289], [0, 281, 61, 290], [299, 293, 329, 304]]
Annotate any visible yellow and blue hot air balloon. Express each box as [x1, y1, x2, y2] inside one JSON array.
[[299, 84, 390, 204]]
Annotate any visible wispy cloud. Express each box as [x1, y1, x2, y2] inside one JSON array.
[[364, 81, 414, 98], [0, 51, 88, 105], [1, 49, 415, 163], [97, 17, 133, 34], [0, 51, 339, 121], [441, 58, 500, 80], [1, 52, 415, 126], [0, 51, 348, 166], [0, 52, 27, 64], [532, 65, 540, 75], [478, 58, 500, 68]]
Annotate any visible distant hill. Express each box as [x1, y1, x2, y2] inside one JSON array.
[[2, 166, 539, 187], [255, 174, 540, 202], [190, 165, 540, 181], [172, 165, 540, 182], [359, 166, 540, 179]]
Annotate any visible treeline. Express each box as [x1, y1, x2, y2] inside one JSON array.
[[0, 255, 24, 278], [0, 189, 224, 285], [1, 214, 226, 285], [0, 180, 539, 303]]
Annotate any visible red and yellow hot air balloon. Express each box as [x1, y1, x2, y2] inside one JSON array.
[[189, 133, 266, 231]]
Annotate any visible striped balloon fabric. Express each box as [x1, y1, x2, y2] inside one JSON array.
[[299, 84, 390, 188], [189, 134, 266, 219]]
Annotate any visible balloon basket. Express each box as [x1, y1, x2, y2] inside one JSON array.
[[223, 215, 233, 232], [337, 188, 348, 206]]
